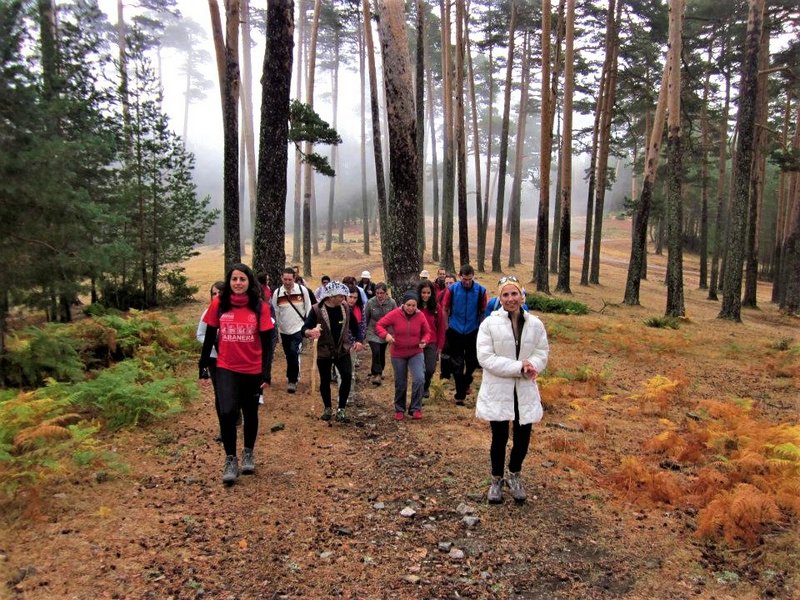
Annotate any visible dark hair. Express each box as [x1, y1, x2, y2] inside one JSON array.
[[219, 263, 262, 316], [346, 283, 364, 308], [321, 275, 330, 283], [282, 267, 296, 276], [342, 275, 356, 286], [458, 264, 474, 277], [375, 282, 388, 293], [256, 272, 268, 286], [416, 280, 438, 314], [210, 281, 225, 297]]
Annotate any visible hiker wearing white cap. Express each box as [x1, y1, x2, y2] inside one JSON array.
[[302, 281, 365, 422], [419, 269, 430, 280], [358, 270, 377, 300]]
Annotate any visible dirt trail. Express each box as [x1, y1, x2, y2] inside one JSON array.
[[2, 222, 798, 599]]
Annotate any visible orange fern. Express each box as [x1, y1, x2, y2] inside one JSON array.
[[696, 483, 781, 547]]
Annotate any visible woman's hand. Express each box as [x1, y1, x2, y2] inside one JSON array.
[[353, 342, 365, 352], [418, 340, 427, 348], [306, 327, 321, 340], [385, 334, 395, 344], [521, 360, 538, 380]]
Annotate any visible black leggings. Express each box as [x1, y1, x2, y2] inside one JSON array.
[[208, 358, 222, 436], [215, 367, 261, 456], [369, 341, 388, 376], [317, 354, 353, 409], [489, 391, 532, 477]]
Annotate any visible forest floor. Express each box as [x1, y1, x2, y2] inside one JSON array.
[[1, 218, 799, 600]]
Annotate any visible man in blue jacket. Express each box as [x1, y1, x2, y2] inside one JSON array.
[[442, 264, 487, 405]]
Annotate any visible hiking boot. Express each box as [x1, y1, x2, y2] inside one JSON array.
[[222, 455, 238, 485], [241, 448, 255, 475], [335, 408, 349, 423], [506, 471, 526, 502], [320, 407, 333, 421], [454, 395, 466, 406], [287, 382, 297, 393], [487, 476, 504, 504], [371, 374, 381, 386], [423, 389, 430, 399], [412, 410, 422, 420], [394, 411, 405, 421]]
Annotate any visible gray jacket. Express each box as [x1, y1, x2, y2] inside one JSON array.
[[364, 296, 397, 343]]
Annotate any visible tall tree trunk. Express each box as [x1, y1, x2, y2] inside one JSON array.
[[742, 20, 769, 308], [416, 0, 426, 258], [240, 0, 257, 243], [719, 0, 764, 322], [549, 0, 566, 274], [771, 94, 792, 303], [301, 0, 321, 277], [253, 0, 294, 285], [358, 9, 370, 254], [698, 41, 711, 290], [580, 0, 614, 286], [363, 0, 387, 257], [439, 0, 455, 272], [589, 0, 621, 285], [378, 0, 421, 293], [465, 6, 483, 272], [708, 40, 730, 300], [664, 0, 684, 317], [508, 32, 530, 268], [454, 0, 469, 266], [291, 0, 305, 263], [491, 0, 517, 272], [427, 58, 441, 263], [326, 28, 340, 252], [481, 37, 494, 269], [213, 0, 241, 271], [117, 0, 131, 146], [623, 58, 670, 305], [534, 0, 553, 293], [779, 102, 800, 313], [554, 0, 574, 293]]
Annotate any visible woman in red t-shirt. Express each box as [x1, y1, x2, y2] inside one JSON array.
[[199, 263, 274, 485]]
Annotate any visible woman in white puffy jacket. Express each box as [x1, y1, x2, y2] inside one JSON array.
[[475, 276, 549, 504]]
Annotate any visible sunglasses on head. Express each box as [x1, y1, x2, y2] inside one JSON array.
[[498, 275, 520, 285]]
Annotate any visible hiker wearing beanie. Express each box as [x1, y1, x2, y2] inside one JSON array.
[[376, 290, 432, 420], [302, 281, 365, 423], [475, 275, 549, 504]]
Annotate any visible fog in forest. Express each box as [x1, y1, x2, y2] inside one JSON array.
[[97, 0, 632, 248]]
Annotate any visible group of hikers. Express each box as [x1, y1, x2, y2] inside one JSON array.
[[197, 263, 549, 504]]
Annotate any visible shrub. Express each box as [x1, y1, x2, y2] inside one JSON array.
[[643, 316, 680, 329], [3, 326, 85, 387], [47, 359, 196, 430], [526, 294, 589, 315], [160, 268, 199, 305]]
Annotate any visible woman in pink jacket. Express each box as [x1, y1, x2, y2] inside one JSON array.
[[376, 291, 432, 420], [416, 280, 446, 399]]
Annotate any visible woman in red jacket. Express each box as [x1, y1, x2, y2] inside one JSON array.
[[416, 280, 446, 399], [376, 291, 432, 420], [199, 263, 274, 485]]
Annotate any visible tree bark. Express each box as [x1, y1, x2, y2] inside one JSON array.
[[623, 57, 669, 305], [358, 8, 369, 253], [416, 0, 426, 258], [222, 0, 241, 270], [377, 0, 421, 294], [742, 20, 769, 309], [554, 0, 574, 294], [363, 0, 386, 257], [508, 31, 530, 268], [454, 0, 469, 267], [253, 0, 294, 286], [491, 0, 517, 273], [291, 0, 305, 263], [534, 0, 553, 293], [698, 41, 711, 290], [771, 94, 792, 303], [240, 0, 257, 244], [708, 40, 730, 301], [300, 0, 321, 277], [549, 0, 566, 274], [427, 53, 440, 263], [664, 0, 684, 318], [439, 0, 454, 272], [465, 6, 483, 273], [719, 0, 764, 322]]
